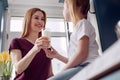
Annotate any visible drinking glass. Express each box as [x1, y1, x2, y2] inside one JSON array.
[[42, 28, 51, 48]]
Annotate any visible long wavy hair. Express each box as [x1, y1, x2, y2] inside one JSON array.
[[21, 8, 47, 38], [65, 0, 90, 25]]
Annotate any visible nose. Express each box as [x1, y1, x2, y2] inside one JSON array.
[[38, 19, 44, 26], [38, 19, 42, 23], [38, 19, 43, 24]]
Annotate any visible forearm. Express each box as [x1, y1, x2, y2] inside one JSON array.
[[63, 52, 88, 70], [55, 52, 68, 63], [50, 47, 68, 63], [15, 49, 38, 74]]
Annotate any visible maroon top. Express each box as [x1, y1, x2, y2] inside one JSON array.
[[9, 38, 51, 80]]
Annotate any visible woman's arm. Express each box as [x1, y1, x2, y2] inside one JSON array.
[[10, 37, 50, 74], [62, 36, 89, 70], [10, 48, 39, 74]]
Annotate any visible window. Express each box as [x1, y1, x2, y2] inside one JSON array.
[[46, 18, 65, 32], [10, 17, 23, 32], [68, 22, 73, 32], [45, 18, 68, 74]]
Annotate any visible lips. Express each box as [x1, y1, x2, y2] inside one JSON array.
[[35, 24, 42, 28]]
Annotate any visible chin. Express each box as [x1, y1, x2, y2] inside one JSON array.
[[64, 17, 71, 22], [65, 19, 71, 22]]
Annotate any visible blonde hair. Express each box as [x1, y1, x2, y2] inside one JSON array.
[[65, 0, 90, 25], [21, 8, 47, 38]]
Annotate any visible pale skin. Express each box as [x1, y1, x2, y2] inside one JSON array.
[[10, 11, 53, 77], [44, 0, 89, 71]]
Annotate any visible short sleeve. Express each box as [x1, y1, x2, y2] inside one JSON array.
[[76, 20, 94, 40], [9, 38, 21, 52]]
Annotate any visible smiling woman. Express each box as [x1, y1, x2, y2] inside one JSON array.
[[9, 8, 53, 80]]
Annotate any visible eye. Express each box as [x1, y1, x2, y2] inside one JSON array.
[[35, 16, 39, 20], [41, 18, 45, 21]]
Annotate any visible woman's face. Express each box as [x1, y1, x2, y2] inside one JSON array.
[[31, 11, 45, 32], [63, 2, 71, 22]]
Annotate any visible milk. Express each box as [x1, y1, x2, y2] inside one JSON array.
[[42, 28, 51, 38], [42, 28, 51, 48]]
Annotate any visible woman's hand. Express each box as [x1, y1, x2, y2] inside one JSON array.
[[32, 36, 51, 53]]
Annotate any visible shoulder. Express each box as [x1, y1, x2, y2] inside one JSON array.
[[77, 19, 95, 31], [78, 19, 93, 27], [11, 38, 18, 43], [10, 38, 24, 44], [11, 38, 21, 42], [9, 38, 24, 51]]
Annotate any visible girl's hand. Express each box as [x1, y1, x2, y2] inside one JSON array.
[[44, 47, 58, 59], [44, 47, 68, 63]]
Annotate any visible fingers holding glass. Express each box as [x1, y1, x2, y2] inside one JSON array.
[[35, 36, 51, 49]]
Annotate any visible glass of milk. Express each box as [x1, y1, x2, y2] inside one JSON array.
[[42, 28, 51, 48], [42, 28, 51, 38]]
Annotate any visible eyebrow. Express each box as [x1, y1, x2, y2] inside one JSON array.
[[33, 15, 44, 18]]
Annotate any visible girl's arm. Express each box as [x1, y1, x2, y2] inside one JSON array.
[[62, 35, 89, 70], [54, 52, 68, 63], [44, 47, 68, 63]]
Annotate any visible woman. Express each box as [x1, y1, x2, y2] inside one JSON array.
[[45, 0, 99, 80], [9, 8, 53, 80]]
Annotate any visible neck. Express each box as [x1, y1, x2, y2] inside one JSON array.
[[26, 31, 39, 43]]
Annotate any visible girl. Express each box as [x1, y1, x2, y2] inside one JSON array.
[[46, 0, 99, 80]]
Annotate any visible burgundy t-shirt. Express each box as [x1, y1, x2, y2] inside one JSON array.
[[9, 38, 51, 80]]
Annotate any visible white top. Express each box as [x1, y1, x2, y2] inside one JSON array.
[[68, 19, 99, 64]]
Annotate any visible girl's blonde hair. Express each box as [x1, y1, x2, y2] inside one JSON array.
[[21, 8, 47, 38], [65, 0, 90, 25]]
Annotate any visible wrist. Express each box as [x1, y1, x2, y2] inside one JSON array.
[[32, 46, 41, 54], [54, 52, 60, 59]]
